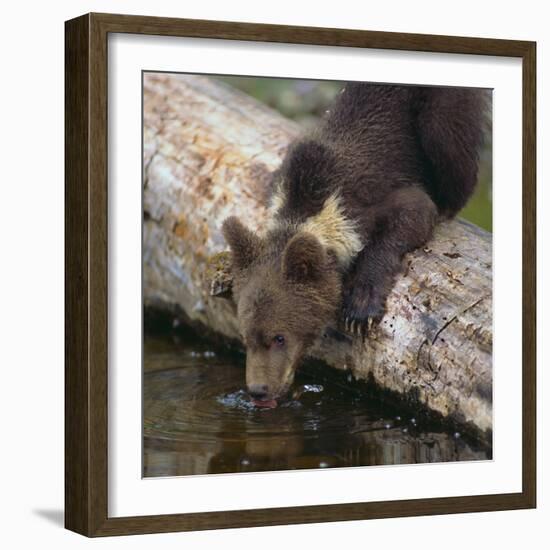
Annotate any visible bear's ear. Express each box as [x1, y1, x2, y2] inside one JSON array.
[[282, 232, 326, 283], [222, 216, 262, 271]]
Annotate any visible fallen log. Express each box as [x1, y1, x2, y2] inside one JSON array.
[[143, 73, 492, 442]]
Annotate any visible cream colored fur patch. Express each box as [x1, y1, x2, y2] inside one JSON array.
[[265, 180, 287, 231], [267, 187, 363, 266], [268, 181, 286, 217], [300, 194, 363, 266]]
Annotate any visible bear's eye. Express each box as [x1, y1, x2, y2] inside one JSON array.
[[272, 335, 285, 347]]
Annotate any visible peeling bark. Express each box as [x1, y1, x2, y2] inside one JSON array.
[[143, 73, 493, 441]]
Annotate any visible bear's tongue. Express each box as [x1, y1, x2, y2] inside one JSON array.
[[252, 398, 278, 409]]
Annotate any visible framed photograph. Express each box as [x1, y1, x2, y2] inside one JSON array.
[[65, 12, 536, 537]]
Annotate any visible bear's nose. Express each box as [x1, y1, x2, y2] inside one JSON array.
[[248, 384, 269, 400]]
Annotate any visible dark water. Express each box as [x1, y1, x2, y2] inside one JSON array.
[[143, 333, 490, 478]]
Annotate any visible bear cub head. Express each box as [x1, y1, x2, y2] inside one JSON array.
[[222, 216, 342, 406]]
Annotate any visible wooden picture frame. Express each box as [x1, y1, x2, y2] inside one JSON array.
[[65, 12, 536, 537]]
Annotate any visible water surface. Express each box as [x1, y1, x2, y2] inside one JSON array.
[[143, 333, 490, 477]]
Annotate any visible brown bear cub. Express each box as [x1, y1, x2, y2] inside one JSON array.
[[222, 82, 488, 407]]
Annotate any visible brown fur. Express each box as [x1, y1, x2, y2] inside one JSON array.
[[224, 217, 340, 399], [222, 82, 488, 402]]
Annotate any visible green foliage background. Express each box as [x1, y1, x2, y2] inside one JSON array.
[[217, 76, 492, 232]]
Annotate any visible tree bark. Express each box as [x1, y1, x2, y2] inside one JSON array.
[[143, 73, 492, 441]]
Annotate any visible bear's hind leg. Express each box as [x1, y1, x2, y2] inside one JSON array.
[[342, 186, 437, 336]]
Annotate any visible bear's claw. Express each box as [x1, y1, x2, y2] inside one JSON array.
[[342, 313, 380, 340], [341, 283, 386, 339]]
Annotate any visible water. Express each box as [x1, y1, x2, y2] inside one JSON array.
[[143, 333, 490, 478]]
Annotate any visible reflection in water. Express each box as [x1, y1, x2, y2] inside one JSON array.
[[143, 334, 490, 477]]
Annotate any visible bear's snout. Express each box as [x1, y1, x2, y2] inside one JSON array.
[[248, 383, 278, 408], [247, 383, 269, 400]]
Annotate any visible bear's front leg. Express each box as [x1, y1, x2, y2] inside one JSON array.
[[342, 186, 437, 336]]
